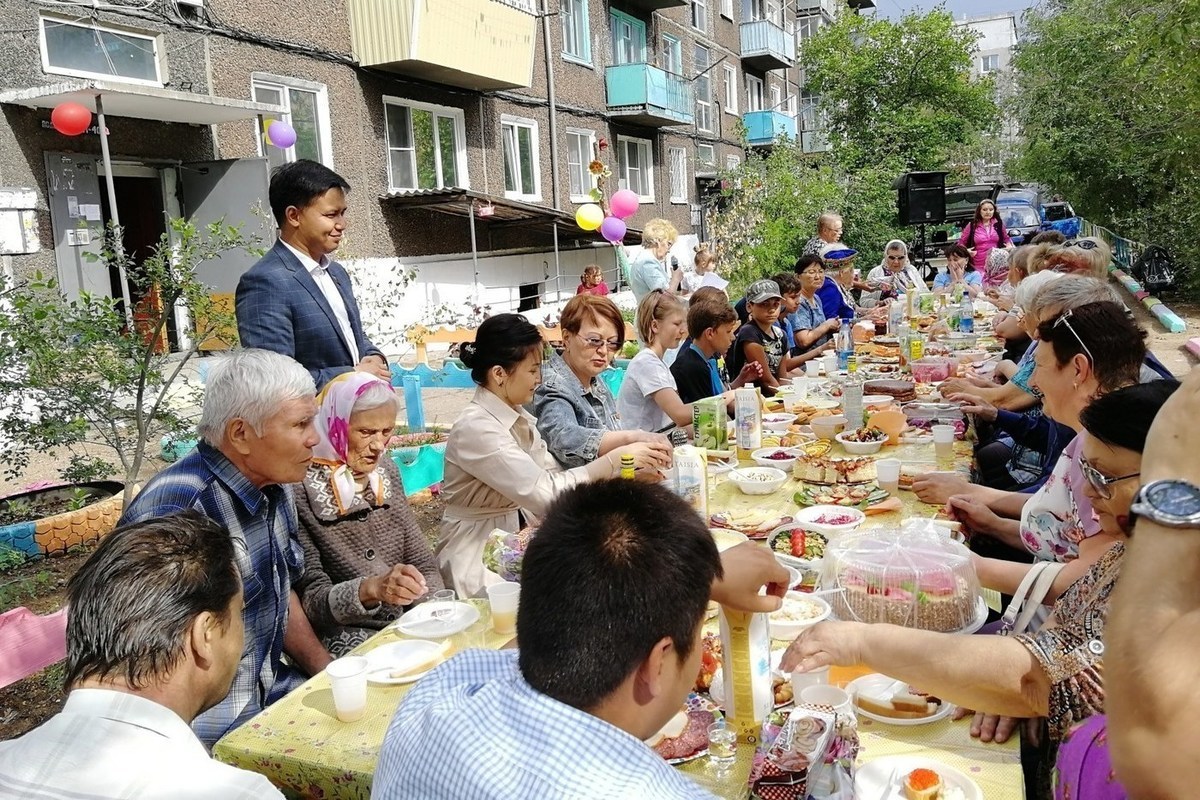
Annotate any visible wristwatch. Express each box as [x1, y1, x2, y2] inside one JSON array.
[[1131, 480, 1200, 529]]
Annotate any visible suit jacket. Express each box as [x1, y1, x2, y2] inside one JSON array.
[[236, 240, 383, 389]]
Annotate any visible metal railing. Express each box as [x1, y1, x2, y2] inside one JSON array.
[[739, 19, 797, 63]]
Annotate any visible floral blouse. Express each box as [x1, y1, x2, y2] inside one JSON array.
[[1019, 436, 1102, 562]]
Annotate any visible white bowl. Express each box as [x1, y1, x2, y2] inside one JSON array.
[[810, 415, 848, 440], [769, 591, 832, 640], [835, 431, 885, 455], [795, 504, 866, 536], [761, 412, 798, 431], [751, 446, 801, 470], [728, 466, 789, 495], [862, 395, 892, 406], [709, 528, 750, 553]]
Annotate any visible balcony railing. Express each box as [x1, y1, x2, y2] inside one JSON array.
[[739, 18, 796, 71], [622, 0, 688, 10], [743, 110, 796, 146], [605, 63, 694, 127]]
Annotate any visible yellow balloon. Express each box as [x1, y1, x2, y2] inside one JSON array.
[[576, 203, 604, 231]]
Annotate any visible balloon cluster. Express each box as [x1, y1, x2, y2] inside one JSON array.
[[576, 188, 639, 244], [262, 119, 297, 149]]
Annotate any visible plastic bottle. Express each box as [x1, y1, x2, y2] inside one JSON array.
[[842, 374, 864, 430], [959, 293, 975, 334]]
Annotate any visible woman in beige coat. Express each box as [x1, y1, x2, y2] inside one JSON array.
[[438, 314, 673, 597]]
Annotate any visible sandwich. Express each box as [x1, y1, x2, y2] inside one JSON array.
[[854, 680, 942, 719]]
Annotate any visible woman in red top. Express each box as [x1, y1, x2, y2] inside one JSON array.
[[958, 199, 1014, 271], [576, 264, 609, 296]]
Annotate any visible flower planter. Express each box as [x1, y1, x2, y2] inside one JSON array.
[[0, 481, 126, 560], [389, 433, 449, 496]]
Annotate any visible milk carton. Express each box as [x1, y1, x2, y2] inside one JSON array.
[[734, 387, 762, 460]]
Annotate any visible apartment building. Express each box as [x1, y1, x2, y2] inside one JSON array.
[[954, 12, 1020, 182], [0, 0, 809, 352]]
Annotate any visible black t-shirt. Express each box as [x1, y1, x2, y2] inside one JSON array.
[[734, 296, 749, 325], [728, 322, 784, 393], [671, 345, 722, 405]]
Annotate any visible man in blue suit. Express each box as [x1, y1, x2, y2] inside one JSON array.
[[236, 160, 391, 389]]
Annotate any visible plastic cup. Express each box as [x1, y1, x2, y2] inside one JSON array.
[[932, 424, 955, 461], [486, 582, 520, 635], [707, 721, 738, 767], [800, 684, 853, 718], [326, 655, 369, 722], [789, 377, 810, 400], [789, 665, 830, 698], [821, 353, 838, 376], [875, 458, 901, 494]]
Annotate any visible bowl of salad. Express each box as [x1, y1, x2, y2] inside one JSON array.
[[795, 504, 866, 537], [727, 466, 789, 495], [769, 525, 829, 570], [835, 427, 888, 455]]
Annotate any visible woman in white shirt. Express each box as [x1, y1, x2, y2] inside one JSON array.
[[439, 314, 672, 597], [866, 239, 927, 296], [617, 290, 707, 433]]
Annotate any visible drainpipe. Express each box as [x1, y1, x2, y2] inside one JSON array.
[[541, 0, 561, 210]]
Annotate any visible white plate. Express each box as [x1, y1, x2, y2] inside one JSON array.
[[393, 600, 480, 639], [855, 754, 983, 800], [365, 640, 444, 685], [845, 673, 955, 726]]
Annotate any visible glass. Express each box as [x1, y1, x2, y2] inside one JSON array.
[[438, 116, 459, 188], [1080, 456, 1139, 500], [486, 582, 520, 635], [289, 88, 322, 163], [580, 335, 620, 352], [43, 19, 159, 82], [326, 656, 368, 723], [932, 424, 955, 461], [1051, 308, 1095, 366], [707, 722, 737, 767], [412, 109, 438, 190]]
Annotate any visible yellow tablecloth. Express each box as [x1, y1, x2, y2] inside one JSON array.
[[214, 438, 1022, 799]]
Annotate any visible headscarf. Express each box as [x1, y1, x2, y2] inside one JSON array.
[[877, 240, 916, 292], [312, 372, 396, 514], [983, 247, 1012, 290]]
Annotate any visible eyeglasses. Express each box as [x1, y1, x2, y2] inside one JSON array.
[[579, 334, 621, 352], [1065, 239, 1099, 250], [886, 255, 906, 261], [1051, 308, 1095, 366], [1079, 456, 1140, 500]]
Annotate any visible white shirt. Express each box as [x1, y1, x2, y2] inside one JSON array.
[[616, 349, 676, 433], [280, 239, 359, 363], [0, 688, 283, 799]]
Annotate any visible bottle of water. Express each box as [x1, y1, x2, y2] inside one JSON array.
[[842, 373, 864, 430], [959, 293, 975, 334]]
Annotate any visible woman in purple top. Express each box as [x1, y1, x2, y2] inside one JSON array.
[[958, 198, 1014, 271]]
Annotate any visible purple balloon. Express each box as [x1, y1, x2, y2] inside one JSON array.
[[267, 120, 297, 149], [599, 216, 627, 243]]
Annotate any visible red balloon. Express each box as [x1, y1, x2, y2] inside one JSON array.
[[51, 102, 92, 136]]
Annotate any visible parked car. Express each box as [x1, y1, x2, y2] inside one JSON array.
[[1039, 201, 1081, 239], [944, 183, 1002, 226], [996, 199, 1043, 245]]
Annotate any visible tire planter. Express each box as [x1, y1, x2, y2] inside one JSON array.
[[0, 481, 126, 560]]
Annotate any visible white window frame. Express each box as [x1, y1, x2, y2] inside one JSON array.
[[383, 96, 470, 192], [501, 115, 542, 201], [251, 74, 334, 167], [662, 33, 682, 74], [39, 14, 165, 86], [617, 135, 655, 202], [770, 84, 782, 111], [668, 146, 688, 204], [723, 64, 738, 115], [721, 0, 735, 19], [566, 127, 598, 203], [695, 44, 713, 133], [744, 74, 764, 112], [561, 0, 592, 65], [692, 0, 709, 33], [980, 54, 1000, 73], [697, 143, 717, 170], [726, 154, 741, 170]]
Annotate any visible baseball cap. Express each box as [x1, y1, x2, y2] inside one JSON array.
[[745, 279, 783, 304]]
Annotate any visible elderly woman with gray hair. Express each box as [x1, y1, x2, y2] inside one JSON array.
[[293, 372, 443, 656], [866, 239, 927, 296]]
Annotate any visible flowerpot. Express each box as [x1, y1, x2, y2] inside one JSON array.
[[0, 481, 127, 560], [389, 445, 446, 496]]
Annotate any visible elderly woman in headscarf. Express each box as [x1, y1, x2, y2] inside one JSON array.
[[293, 372, 443, 656], [866, 239, 927, 296]]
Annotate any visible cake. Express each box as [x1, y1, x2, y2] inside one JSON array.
[[821, 530, 981, 632], [863, 379, 917, 404], [793, 455, 876, 485]]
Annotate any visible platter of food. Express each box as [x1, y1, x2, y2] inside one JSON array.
[[710, 510, 794, 539], [793, 454, 876, 484], [647, 694, 721, 765], [770, 527, 828, 566], [845, 673, 954, 726], [793, 482, 888, 508], [855, 756, 982, 800]]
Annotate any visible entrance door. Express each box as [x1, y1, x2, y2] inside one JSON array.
[[43, 152, 107, 301]]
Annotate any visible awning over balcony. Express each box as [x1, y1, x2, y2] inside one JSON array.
[[0, 79, 282, 124]]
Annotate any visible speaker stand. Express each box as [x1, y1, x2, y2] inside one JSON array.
[[911, 223, 935, 282]]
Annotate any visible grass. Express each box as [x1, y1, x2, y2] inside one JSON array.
[[0, 570, 55, 610]]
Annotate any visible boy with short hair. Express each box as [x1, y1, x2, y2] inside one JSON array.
[[670, 300, 762, 405]]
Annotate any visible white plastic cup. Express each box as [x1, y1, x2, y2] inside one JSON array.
[[932, 424, 955, 461], [789, 377, 810, 400], [800, 684, 853, 718], [821, 353, 838, 376], [326, 655, 369, 722], [486, 582, 520, 635], [789, 665, 830, 698], [875, 458, 901, 494]]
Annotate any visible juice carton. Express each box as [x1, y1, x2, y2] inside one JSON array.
[[692, 396, 728, 451], [734, 387, 762, 460], [672, 445, 708, 520], [718, 606, 773, 745]]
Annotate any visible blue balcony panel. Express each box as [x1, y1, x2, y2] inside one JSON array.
[[605, 63, 694, 128], [743, 110, 796, 146]]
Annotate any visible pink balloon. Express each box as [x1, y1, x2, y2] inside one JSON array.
[[609, 189, 640, 220], [267, 120, 297, 149], [599, 216, 627, 244]]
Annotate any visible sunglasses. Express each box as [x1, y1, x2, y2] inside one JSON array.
[[1065, 239, 1099, 250], [1051, 308, 1095, 366], [1079, 456, 1139, 500], [578, 334, 620, 352], [886, 254, 906, 261]]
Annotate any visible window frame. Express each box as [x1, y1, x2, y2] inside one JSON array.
[[697, 143, 717, 172], [723, 64, 739, 115], [561, 0, 592, 65], [692, 0, 709, 34], [721, 0, 735, 20], [726, 153, 741, 170], [770, 84, 782, 111], [382, 96, 470, 193], [668, 146, 688, 204], [744, 73, 764, 112], [501, 114, 542, 201], [565, 127, 598, 203], [694, 44, 713, 133], [251, 73, 334, 168], [980, 54, 1000, 73], [39, 14, 165, 86], [617, 134, 655, 202], [609, 9, 647, 65], [662, 33, 682, 74]]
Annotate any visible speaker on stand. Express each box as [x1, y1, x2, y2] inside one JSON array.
[[893, 171, 948, 281]]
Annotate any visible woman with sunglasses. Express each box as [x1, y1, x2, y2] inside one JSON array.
[[959, 198, 1014, 271], [866, 239, 927, 296], [780, 381, 1178, 800], [534, 294, 668, 469]]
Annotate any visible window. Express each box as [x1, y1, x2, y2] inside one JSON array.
[[384, 98, 468, 192], [501, 115, 541, 200], [566, 128, 597, 202], [797, 15, 821, 42], [668, 146, 688, 204], [662, 33, 682, 74], [40, 15, 163, 85], [787, 94, 797, 116], [252, 75, 333, 169], [561, 0, 591, 64], [723, 64, 738, 115], [697, 143, 717, 170], [692, 0, 708, 33], [726, 154, 741, 170], [610, 10, 646, 65], [981, 54, 1000, 73], [770, 85, 782, 111], [744, 74, 764, 112], [694, 45, 713, 133], [742, 0, 782, 24], [721, 0, 734, 19], [617, 135, 654, 201]]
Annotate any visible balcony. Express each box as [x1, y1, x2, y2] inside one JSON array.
[[743, 110, 796, 146], [622, 0, 688, 10], [801, 129, 831, 153], [740, 18, 796, 71], [605, 63, 694, 127], [347, 0, 536, 91]]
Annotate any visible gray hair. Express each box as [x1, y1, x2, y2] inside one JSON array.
[[1014, 270, 1064, 312], [817, 212, 842, 234], [1027, 275, 1123, 322], [198, 349, 316, 445], [351, 381, 400, 416]]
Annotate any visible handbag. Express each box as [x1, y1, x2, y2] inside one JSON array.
[[998, 560, 1067, 635]]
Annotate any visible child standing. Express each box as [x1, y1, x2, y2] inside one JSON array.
[[576, 265, 609, 296]]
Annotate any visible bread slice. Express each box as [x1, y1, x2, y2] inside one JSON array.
[[890, 692, 932, 714], [854, 694, 934, 720], [388, 640, 451, 679]]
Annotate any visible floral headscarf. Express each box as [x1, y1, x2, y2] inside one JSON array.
[[984, 246, 1012, 290], [312, 372, 396, 514]]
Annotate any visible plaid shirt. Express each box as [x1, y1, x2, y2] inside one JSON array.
[[118, 441, 305, 747], [372, 650, 718, 799]]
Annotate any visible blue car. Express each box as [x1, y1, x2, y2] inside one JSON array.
[[997, 200, 1043, 245]]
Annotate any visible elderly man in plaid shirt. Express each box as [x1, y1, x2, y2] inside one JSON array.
[[372, 481, 788, 799], [118, 348, 332, 748]]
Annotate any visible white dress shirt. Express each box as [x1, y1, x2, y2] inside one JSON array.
[[280, 239, 359, 364], [0, 688, 284, 799]]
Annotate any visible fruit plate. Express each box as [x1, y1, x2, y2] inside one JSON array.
[[854, 755, 983, 800]]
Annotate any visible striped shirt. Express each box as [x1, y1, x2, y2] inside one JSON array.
[[372, 650, 718, 799], [118, 441, 305, 747]]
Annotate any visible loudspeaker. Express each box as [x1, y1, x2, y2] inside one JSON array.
[[893, 171, 948, 225]]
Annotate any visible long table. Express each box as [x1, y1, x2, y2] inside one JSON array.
[[214, 438, 1023, 799]]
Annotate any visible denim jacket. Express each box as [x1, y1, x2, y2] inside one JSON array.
[[533, 352, 622, 468]]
